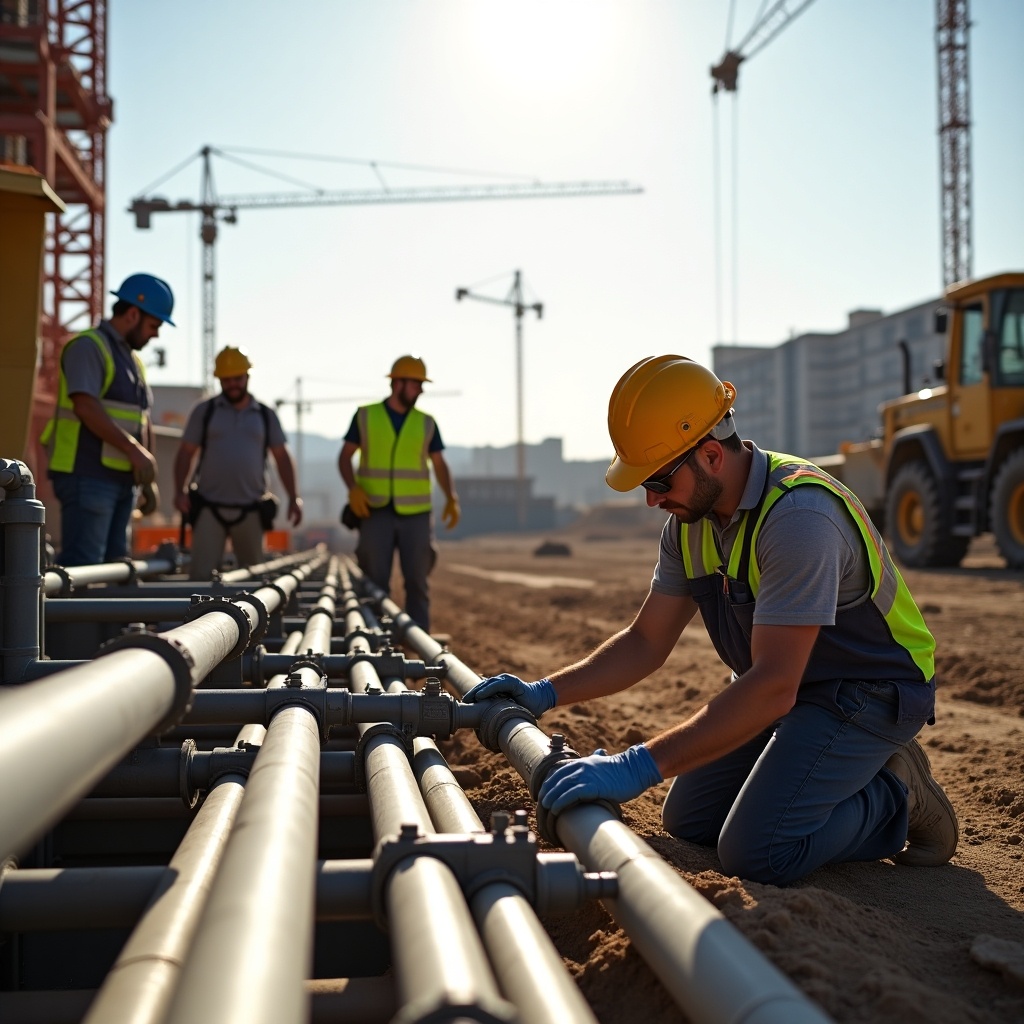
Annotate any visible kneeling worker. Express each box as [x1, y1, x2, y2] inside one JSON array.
[[174, 346, 302, 580], [466, 355, 958, 886]]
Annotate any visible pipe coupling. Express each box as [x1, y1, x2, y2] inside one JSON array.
[[233, 591, 270, 648], [474, 700, 537, 752], [97, 631, 196, 734], [184, 595, 253, 660]]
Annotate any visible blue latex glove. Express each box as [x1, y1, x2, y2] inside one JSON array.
[[538, 744, 663, 815], [462, 673, 557, 718]]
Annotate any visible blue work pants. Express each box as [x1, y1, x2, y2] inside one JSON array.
[[52, 474, 136, 567], [662, 678, 929, 886], [356, 507, 436, 631]]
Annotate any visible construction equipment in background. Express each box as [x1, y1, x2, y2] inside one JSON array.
[[456, 270, 543, 529], [129, 146, 641, 390], [710, 0, 974, 300], [815, 271, 1024, 569]]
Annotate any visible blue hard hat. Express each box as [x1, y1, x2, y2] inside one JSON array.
[[110, 273, 176, 326]]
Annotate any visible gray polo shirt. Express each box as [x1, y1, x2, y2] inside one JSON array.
[[183, 395, 286, 505], [651, 442, 871, 626]]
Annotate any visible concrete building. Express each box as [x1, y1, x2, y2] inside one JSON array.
[[713, 296, 946, 458]]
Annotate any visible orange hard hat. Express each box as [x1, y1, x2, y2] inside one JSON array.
[[388, 355, 431, 382], [606, 355, 737, 492]]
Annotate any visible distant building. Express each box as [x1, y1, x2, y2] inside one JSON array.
[[713, 296, 945, 458], [447, 476, 557, 538]]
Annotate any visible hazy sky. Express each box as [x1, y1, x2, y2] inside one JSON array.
[[107, 1, 1023, 461]]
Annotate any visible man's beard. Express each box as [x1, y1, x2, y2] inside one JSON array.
[[222, 385, 248, 406], [125, 324, 148, 351], [659, 460, 723, 523]]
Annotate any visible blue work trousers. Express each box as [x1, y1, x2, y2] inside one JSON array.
[[356, 507, 436, 631], [662, 678, 929, 886], [52, 474, 136, 567]]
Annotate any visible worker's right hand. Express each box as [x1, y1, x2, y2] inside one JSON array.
[[174, 491, 192, 517], [129, 445, 157, 486], [462, 673, 557, 718], [347, 484, 371, 519]]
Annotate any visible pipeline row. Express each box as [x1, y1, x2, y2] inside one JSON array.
[[0, 458, 832, 1024]]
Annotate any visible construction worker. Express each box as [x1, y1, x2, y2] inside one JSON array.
[[466, 355, 958, 886], [174, 346, 303, 581], [42, 273, 174, 566], [337, 355, 460, 631]]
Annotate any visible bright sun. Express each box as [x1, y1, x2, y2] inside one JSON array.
[[461, 0, 625, 96]]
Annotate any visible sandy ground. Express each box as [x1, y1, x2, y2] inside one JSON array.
[[409, 507, 1024, 1024]]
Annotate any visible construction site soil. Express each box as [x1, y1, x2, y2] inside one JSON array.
[[407, 505, 1024, 1024]]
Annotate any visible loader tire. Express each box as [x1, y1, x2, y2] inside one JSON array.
[[885, 462, 968, 568], [990, 449, 1024, 570]]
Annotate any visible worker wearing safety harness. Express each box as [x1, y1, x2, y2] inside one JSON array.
[[466, 355, 959, 885], [337, 355, 460, 631], [174, 346, 303, 581], [42, 273, 175, 566]]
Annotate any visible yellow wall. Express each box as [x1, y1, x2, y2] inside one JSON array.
[[0, 166, 64, 460]]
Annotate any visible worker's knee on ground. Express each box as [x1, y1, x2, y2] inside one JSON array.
[[717, 825, 799, 886]]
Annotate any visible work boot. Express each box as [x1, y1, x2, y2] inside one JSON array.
[[885, 738, 959, 866]]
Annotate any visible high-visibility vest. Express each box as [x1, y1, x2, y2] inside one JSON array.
[[40, 329, 148, 474], [355, 403, 434, 515], [679, 451, 935, 683]]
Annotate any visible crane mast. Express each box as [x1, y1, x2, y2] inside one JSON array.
[[130, 147, 641, 390], [936, 0, 972, 287]]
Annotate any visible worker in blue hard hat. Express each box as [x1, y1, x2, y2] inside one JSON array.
[[41, 272, 176, 566]]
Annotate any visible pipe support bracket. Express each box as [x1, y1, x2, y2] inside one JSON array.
[[370, 821, 617, 931]]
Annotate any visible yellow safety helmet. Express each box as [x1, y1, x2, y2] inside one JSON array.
[[605, 355, 737, 492], [388, 355, 432, 383], [214, 346, 253, 379]]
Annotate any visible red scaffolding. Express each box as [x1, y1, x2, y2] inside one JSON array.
[[0, 0, 111, 480]]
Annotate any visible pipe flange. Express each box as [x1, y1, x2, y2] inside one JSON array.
[[179, 738, 200, 809], [233, 591, 270, 648], [119, 557, 140, 586], [474, 701, 537, 753], [354, 723, 408, 790], [183, 595, 252, 660], [97, 632, 196, 733], [304, 605, 335, 625], [47, 565, 74, 597]]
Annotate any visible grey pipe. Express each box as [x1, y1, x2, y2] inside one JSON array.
[[44, 598, 193, 622], [0, 460, 45, 684], [83, 775, 248, 1024], [1, 859, 375, 932], [351, 559, 834, 1024], [164, 568, 335, 1024], [0, 603, 254, 863], [165, 707, 322, 1024]]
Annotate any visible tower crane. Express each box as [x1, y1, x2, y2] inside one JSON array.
[[709, 0, 973, 290], [129, 146, 642, 390]]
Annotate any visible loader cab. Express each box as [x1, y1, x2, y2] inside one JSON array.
[[943, 274, 1024, 460]]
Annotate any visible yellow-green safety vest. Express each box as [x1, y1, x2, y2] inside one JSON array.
[[40, 329, 148, 474], [680, 452, 935, 682], [355, 403, 435, 515]]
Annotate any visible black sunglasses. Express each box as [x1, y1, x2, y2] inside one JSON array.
[[641, 439, 707, 494]]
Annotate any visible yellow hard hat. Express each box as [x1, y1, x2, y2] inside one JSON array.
[[605, 355, 737, 492], [388, 355, 431, 382], [214, 346, 253, 378]]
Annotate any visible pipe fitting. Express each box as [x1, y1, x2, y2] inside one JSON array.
[[473, 700, 538, 753], [370, 819, 617, 930], [233, 591, 270, 648], [183, 595, 253, 660], [96, 632, 196, 733]]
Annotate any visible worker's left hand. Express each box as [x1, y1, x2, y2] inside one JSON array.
[[538, 744, 663, 815], [442, 495, 461, 530], [137, 481, 159, 517], [288, 497, 304, 527]]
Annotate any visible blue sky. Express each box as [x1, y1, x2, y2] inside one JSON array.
[[107, 1, 1023, 461]]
